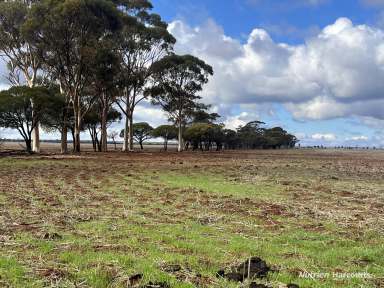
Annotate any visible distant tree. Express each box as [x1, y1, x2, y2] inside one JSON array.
[[149, 54, 213, 152], [264, 127, 298, 149], [184, 122, 225, 151], [134, 122, 154, 150], [210, 124, 226, 151], [151, 125, 177, 151], [237, 121, 266, 149], [223, 129, 238, 150], [184, 123, 212, 151], [0, 86, 55, 152], [121, 122, 153, 150], [83, 106, 121, 152], [108, 130, 119, 150]]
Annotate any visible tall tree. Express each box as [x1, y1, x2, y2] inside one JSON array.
[[117, 9, 175, 152], [91, 43, 120, 152], [0, 0, 42, 152], [25, 0, 122, 152], [149, 54, 213, 152]]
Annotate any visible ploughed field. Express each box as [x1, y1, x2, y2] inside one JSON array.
[[0, 149, 383, 287]]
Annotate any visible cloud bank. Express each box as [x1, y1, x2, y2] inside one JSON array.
[[169, 17, 384, 122]]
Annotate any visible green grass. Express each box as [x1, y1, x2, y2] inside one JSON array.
[[0, 153, 383, 287]]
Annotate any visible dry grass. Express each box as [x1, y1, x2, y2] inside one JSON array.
[[0, 148, 383, 287]]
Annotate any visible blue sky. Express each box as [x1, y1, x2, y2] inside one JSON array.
[[152, 0, 381, 43], [147, 0, 384, 147]]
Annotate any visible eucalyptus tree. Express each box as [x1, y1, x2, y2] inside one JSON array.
[[151, 125, 177, 151], [0, 0, 43, 152], [25, 0, 122, 152], [0, 86, 56, 152], [91, 44, 121, 152], [131, 122, 153, 150], [149, 54, 213, 152], [116, 5, 175, 152], [40, 93, 73, 152]]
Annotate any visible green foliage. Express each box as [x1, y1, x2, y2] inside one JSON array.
[[0, 86, 57, 152], [183, 123, 224, 151], [149, 54, 213, 125], [24, 0, 123, 152], [121, 122, 153, 149], [151, 124, 177, 150], [149, 54, 213, 151], [182, 120, 298, 151], [234, 121, 298, 149]]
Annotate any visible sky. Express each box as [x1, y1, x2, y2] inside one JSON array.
[[2, 0, 384, 147]]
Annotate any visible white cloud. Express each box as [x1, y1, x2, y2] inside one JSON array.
[[311, 133, 337, 141], [169, 17, 384, 122], [347, 135, 369, 141], [223, 112, 250, 130]]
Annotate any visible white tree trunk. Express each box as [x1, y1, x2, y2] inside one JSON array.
[[123, 115, 129, 152], [32, 124, 40, 153], [27, 71, 40, 153]]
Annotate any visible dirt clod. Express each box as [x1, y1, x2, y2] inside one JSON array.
[[217, 257, 270, 282], [129, 273, 143, 286], [42, 232, 62, 240]]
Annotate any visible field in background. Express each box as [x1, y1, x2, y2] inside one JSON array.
[[0, 148, 383, 287], [0, 141, 175, 153]]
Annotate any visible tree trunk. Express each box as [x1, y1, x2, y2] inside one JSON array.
[[100, 94, 108, 152], [178, 121, 183, 152], [60, 85, 68, 154], [73, 96, 81, 153], [164, 139, 168, 151], [96, 137, 101, 152], [128, 115, 134, 151], [89, 127, 96, 152], [25, 138, 32, 153], [122, 90, 130, 152], [123, 115, 129, 152], [70, 129, 76, 152], [140, 141, 143, 150], [30, 98, 40, 153], [61, 126, 68, 154], [29, 79, 40, 153], [32, 122, 40, 153]]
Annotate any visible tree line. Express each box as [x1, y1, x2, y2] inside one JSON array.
[[121, 112, 297, 151], [0, 0, 297, 153]]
